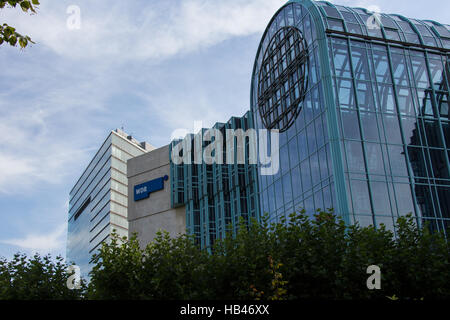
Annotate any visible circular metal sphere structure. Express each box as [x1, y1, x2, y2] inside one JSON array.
[[256, 24, 309, 133]]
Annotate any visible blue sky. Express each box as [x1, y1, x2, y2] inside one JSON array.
[[0, 0, 448, 260]]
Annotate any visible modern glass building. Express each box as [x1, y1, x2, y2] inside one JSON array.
[[67, 129, 152, 277], [170, 0, 449, 247], [170, 111, 259, 248], [251, 0, 449, 232]]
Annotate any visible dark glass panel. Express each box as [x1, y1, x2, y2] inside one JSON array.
[[394, 183, 416, 215], [310, 152, 320, 186], [282, 174, 293, 204], [318, 146, 329, 180], [435, 185, 450, 218], [288, 137, 299, 168], [301, 160, 312, 192], [323, 6, 341, 19], [315, 116, 325, 148], [291, 165, 302, 199], [387, 145, 408, 176], [401, 115, 420, 145], [275, 178, 283, 209], [298, 129, 308, 161], [307, 123, 317, 154], [340, 109, 361, 140]]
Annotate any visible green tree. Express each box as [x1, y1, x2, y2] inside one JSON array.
[[0, 252, 86, 299], [88, 231, 211, 300], [86, 210, 450, 300], [0, 0, 40, 48], [3, 210, 447, 300]]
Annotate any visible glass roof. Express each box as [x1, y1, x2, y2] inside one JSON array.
[[312, 0, 450, 49]]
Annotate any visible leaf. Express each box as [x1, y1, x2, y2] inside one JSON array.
[[20, 1, 30, 12], [18, 36, 27, 48]]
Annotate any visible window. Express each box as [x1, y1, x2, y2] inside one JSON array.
[[74, 197, 91, 221], [258, 26, 309, 132]]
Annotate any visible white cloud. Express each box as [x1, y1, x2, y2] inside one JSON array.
[[0, 155, 34, 193], [1, 0, 284, 61], [0, 223, 67, 253], [0, 74, 105, 194], [0, 0, 284, 195]]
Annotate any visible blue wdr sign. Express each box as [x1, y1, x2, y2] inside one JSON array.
[[134, 175, 168, 201]]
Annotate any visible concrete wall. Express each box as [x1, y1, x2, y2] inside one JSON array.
[[127, 144, 186, 248]]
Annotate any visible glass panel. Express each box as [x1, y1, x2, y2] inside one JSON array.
[[396, 86, 416, 116], [371, 181, 392, 214], [410, 53, 430, 88], [337, 79, 355, 108], [275, 179, 283, 209], [366, 142, 385, 175], [375, 216, 395, 231], [356, 81, 375, 111], [360, 112, 380, 141], [395, 183, 415, 215], [345, 140, 365, 173], [355, 215, 375, 227], [372, 45, 391, 83], [390, 51, 409, 86], [301, 160, 312, 192], [332, 39, 352, 78], [382, 114, 403, 144], [388, 145, 408, 176], [351, 180, 372, 214], [377, 85, 397, 113], [282, 174, 293, 204], [291, 165, 302, 199], [340, 109, 361, 139], [328, 18, 345, 32], [350, 43, 370, 80], [323, 6, 341, 19], [385, 28, 401, 41], [288, 137, 299, 167]]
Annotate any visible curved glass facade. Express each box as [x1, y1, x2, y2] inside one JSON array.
[[251, 0, 450, 234], [251, 1, 339, 224], [169, 0, 449, 246]]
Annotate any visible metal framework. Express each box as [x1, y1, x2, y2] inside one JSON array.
[[170, 111, 259, 249], [250, 0, 450, 234], [258, 26, 309, 132], [170, 0, 450, 244]]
